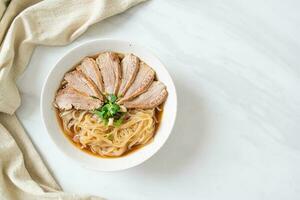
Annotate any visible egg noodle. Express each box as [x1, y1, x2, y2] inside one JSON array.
[[59, 109, 156, 157]]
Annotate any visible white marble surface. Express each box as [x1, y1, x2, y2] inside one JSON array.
[[16, 0, 300, 199]]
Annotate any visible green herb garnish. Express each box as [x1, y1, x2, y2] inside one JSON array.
[[107, 94, 117, 103], [114, 114, 125, 127], [93, 94, 126, 127]]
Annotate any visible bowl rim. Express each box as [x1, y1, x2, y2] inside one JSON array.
[[40, 38, 177, 171]]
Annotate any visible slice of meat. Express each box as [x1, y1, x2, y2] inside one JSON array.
[[96, 52, 121, 95], [122, 81, 168, 109], [118, 54, 140, 97], [55, 87, 103, 110], [64, 70, 103, 100], [77, 57, 104, 93], [118, 62, 155, 103]]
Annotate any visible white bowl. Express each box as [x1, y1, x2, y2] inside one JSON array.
[[41, 39, 177, 171]]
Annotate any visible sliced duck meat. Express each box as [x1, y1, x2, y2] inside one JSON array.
[[118, 62, 155, 103], [122, 81, 168, 109], [55, 87, 103, 110], [77, 57, 104, 93], [118, 54, 140, 97], [64, 70, 103, 100], [96, 52, 121, 95]]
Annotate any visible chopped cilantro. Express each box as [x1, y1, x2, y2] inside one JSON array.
[[107, 94, 117, 103], [114, 114, 125, 127], [93, 94, 126, 127]]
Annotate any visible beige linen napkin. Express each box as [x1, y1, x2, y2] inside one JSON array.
[[0, 0, 146, 199]]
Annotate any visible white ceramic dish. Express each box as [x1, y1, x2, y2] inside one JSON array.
[[41, 39, 177, 171]]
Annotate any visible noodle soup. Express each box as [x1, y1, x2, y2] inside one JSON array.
[[54, 52, 168, 158], [56, 105, 163, 158]]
